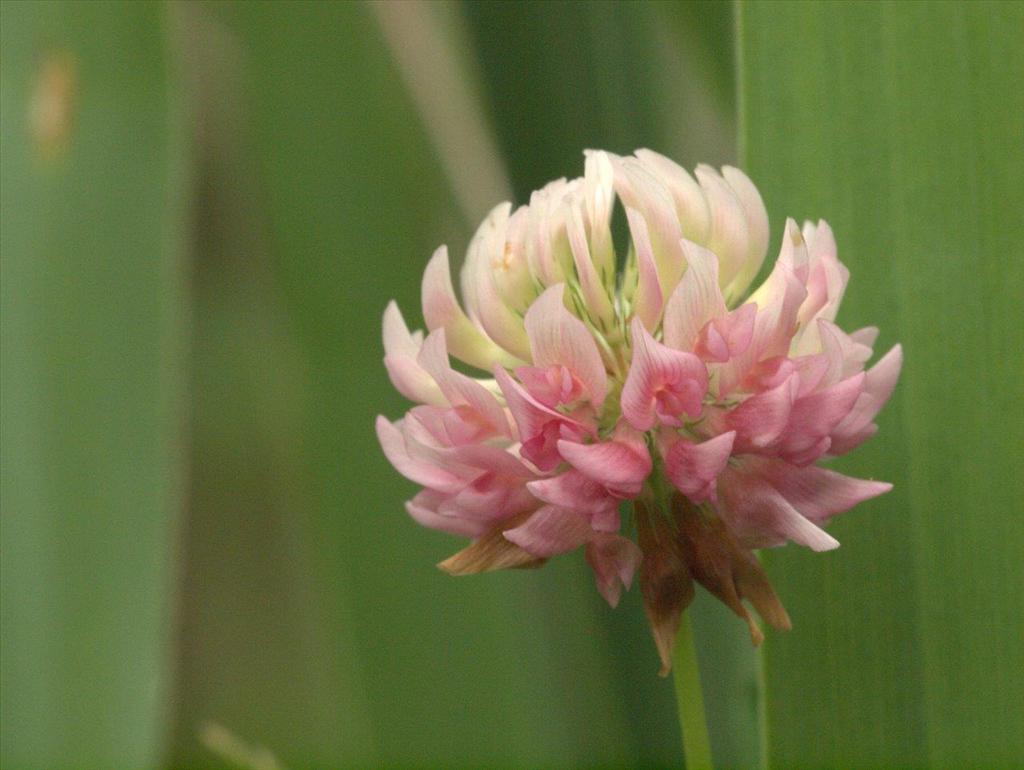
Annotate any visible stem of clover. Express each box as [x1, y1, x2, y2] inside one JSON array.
[[636, 482, 714, 769], [673, 612, 714, 770]]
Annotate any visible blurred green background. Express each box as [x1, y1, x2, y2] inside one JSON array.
[[1, 2, 1021, 769]]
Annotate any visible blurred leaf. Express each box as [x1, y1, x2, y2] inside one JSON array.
[[0, 1, 187, 767], [663, 0, 735, 116], [739, 2, 1024, 767], [164, 6, 375, 767], [462, 0, 736, 200], [369, 0, 512, 225], [176, 1, 638, 766]]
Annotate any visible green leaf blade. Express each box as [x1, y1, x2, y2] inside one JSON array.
[[738, 2, 1024, 767], [0, 2, 188, 766]]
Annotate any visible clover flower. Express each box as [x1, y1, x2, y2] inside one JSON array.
[[376, 150, 901, 673]]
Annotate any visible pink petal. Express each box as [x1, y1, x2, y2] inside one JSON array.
[[760, 224, 811, 361], [440, 474, 537, 523], [817, 319, 873, 384], [717, 231, 807, 394], [791, 353, 830, 397], [830, 344, 903, 455], [441, 443, 535, 478], [494, 366, 592, 471], [695, 303, 756, 362], [422, 246, 521, 371], [382, 300, 422, 358], [493, 366, 563, 438], [514, 364, 583, 408], [778, 373, 864, 465], [699, 321, 729, 362], [524, 285, 608, 407], [849, 326, 880, 348], [401, 404, 492, 453], [527, 470, 618, 519], [741, 356, 797, 392], [861, 342, 903, 411], [794, 221, 838, 328], [556, 435, 652, 497], [398, 408, 498, 481], [778, 218, 810, 281], [803, 220, 848, 324], [622, 318, 708, 430], [724, 303, 756, 356], [418, 330, 511, 437], [719, 466, 840, 552], [663, 431, 736, 503], [406, 491, 490, 538], [756, 459, 893, 524], [503, 505, 592, 558], [662, 239, 726, 350], [382, 302, 447, 405], [626, 207, 665, 331], [384, 353, 446, 407], [586, 533, 643, 607], [375, 415, 465, 494], [590, 505, 622, 534], [781, 436, 833, 467], [725, 375, 798, 452]]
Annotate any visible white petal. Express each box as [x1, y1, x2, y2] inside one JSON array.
[[662, 239, 727, 350], [634, 148, 711, 244], [721, 166, 770, 300], [422, 245, 522, 370], [695, 165, 751, 301]]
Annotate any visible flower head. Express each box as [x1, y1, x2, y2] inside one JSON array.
[[377, 150, 901, 674]]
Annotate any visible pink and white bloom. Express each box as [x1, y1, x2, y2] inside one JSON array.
[[377, 150, 901, 674]]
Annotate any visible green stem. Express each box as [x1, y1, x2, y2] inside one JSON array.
[[673, 611, 713, 770]]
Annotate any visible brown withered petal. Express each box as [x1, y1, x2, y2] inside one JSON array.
[[673, 494, 791, 645], [636, 501, 696, 677], [437, 513, 544, 575]]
